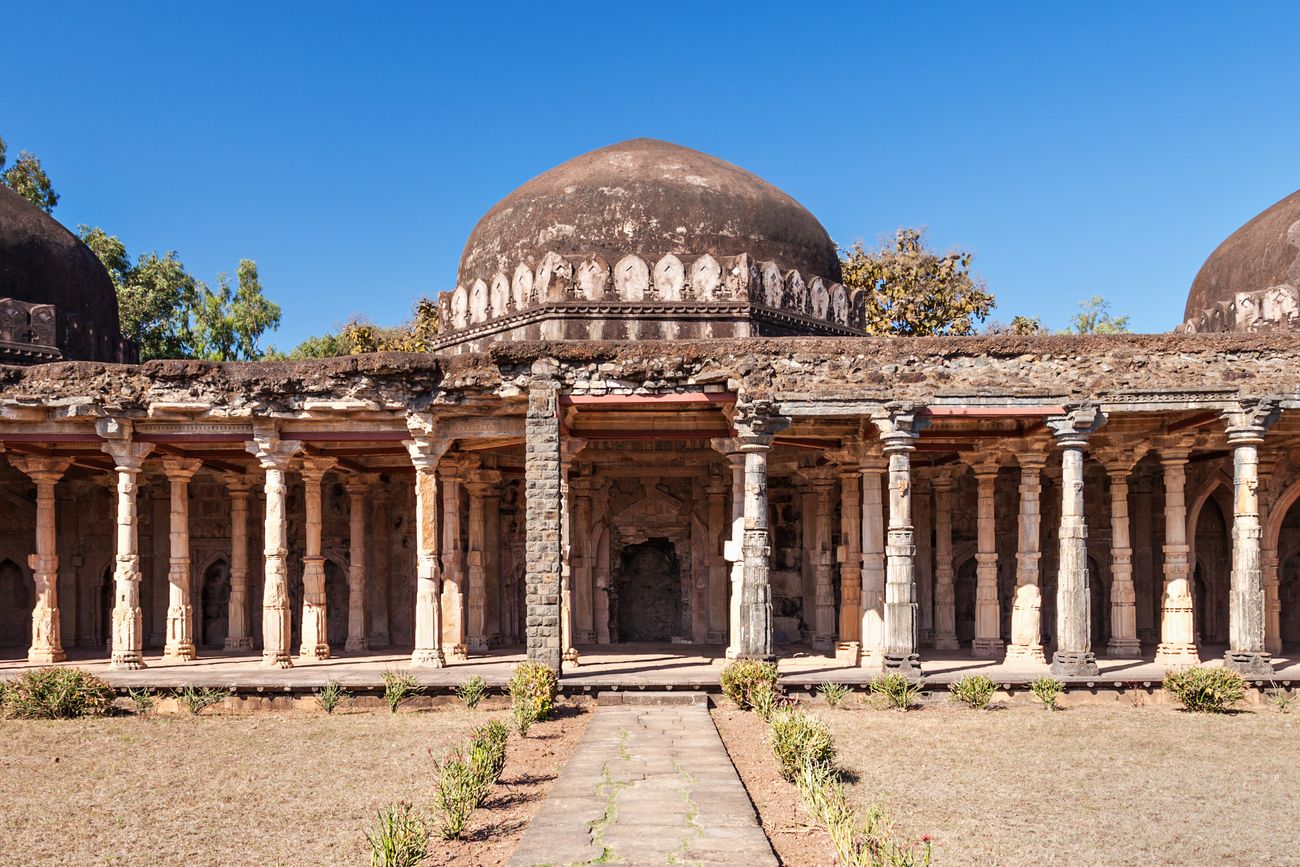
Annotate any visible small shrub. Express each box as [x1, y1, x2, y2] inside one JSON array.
[[819, 681, 850, 709], [457, 675, 487, 710], [314, 679, 350, 714], [1029, 676, 1064, 711], [126, 687, 157, 716], [950, 674, 996, 710], [769, 708, 836, 782], [467, 719, 509, 804], [1268, 685, 1295, 714], [752, 679, 784, 722], [796, 761, 933, 866], [2, 667, 114, 719], [869, 673, 923, 711], [720, 658, 780, 711], [382, 670, 421, 714], [365, 801, 428, 867], [1163, 667, 1246, 713], [432, 748, 480, 840], [176, 686, 233, 716], [509, 661, 558, 732]]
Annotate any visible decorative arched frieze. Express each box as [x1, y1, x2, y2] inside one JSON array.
[[577, 256, 610, 301], [691, 254, 721, 301], [615, 255, 650, 302], [654, 255, 685, 302]]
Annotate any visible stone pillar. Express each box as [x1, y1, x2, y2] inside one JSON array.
[[1261, 453, 1282, 657], [484, 482, 503, 647], [799, 484, 818, 629], [439, 458, 467, 660], [706, 471, 729, 644], [223, 475, 255, 650], [569, 468, 595, 645], [971, 459, 1005, 659], [558, 441, 587, 664], [859, 452, 889, 663], [525, 380, 563, 671], [10, 456, 72, 663], [405, 431, 451, 668], [931, 471, 959, 650], [1006, 451, 1048, 663], [297, 457, 336, 660], [161, 457, 202, 661], [369, 487, 392, 648], [710, 438, 747, 658], [246, 430, 301, 668], [809, 470, 836, 650], [732, 401, 789, 660], [1132, 475, 1157, 643], [465, 467, 501, 653], [1101, 455, 1141, 657], [1155, 446, 1199, 667], [1222, 401, 1280, 676], [100, 423, 155, 670], [1048, 407, 1103, 677], [914, 477, 933, 643], [874, 408, 926, 676], [836, 465, 863, 648], [345, 478, 370, 652]]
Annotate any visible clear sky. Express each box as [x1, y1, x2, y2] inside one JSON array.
[[3, 2, 1298, 348]]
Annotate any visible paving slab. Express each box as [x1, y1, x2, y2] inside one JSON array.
[[508, 698, 776, 867]]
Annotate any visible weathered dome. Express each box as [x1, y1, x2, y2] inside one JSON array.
[[0, 185, 129, 362], [458, 138, 842, 289], [1183, 189, 1300, 332]]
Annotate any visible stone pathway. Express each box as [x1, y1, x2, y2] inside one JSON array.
[[508, 694, 777, 866]]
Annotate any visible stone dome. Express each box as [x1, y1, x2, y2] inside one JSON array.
[[1183, 189, 1300, 333], [0, 185, 129, 362], [458, 138, 842, 289]]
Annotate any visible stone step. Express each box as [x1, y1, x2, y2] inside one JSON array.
[[597, 689, 709, 706]]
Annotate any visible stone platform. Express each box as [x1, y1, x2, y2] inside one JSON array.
[[1, 643, 1296, 691]]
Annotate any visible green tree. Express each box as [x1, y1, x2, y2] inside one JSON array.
[[284, 297, 440, 358], [0, 136, 60, 214], [190, 260, 281, 361], [840, 228, 994, 335], [1062, 296, 1130, 334]]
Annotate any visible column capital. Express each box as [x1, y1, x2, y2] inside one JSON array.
[[1222, 398, 1280, 445], [1156, 440, 1194, 466], [1094, 449, 1141, 478], [101, 438, 155, 472], [560, 437, 588, 468], [403, 434, 452, 474], [160, 456, 203, 483], [965, 450, 1007, 479], [709, 436, 741, 457], [8, 455, 72, 484], [871, 403, 928, 452], [223, 472, 258, 496], [1047, 405, 1105, 448], [245, 433, 301, 471], [344, 474, 377, 497], [732, 398, 789, 448], [299, 455, 337, 483]]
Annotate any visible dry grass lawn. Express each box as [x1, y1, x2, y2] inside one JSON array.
[[821, 703, 1300, 866], [0, 708, 516, 865]]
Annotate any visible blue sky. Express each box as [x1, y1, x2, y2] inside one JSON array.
[[3, 2, 1297, 347]]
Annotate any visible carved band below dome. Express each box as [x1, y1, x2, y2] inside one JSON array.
[[1179, 284, 1300, 334], [432, 250, 861, 352]]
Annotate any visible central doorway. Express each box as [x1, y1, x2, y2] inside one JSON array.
[[615, 539, 681, 642]]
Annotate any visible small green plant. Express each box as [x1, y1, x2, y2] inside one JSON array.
[[382, 670, 421, 714], [1163, 667, 1246, 713], [314, 679, 350, 714], [751, 679, 783, 722], [509, 661, 558, 735], [365, 801, 428, 867], [176, 685, 233, 716], [467, 719, 509, 804], [869, 673, 923, 711], [769, 708, 836, 782], [1029, 676, 1064, 711], [1, 667, 114, 719], [457, 674, 488, 709], [719, 658, 781, 710], [796, 761, 933, 866], [126, 687, 157, 716], [818, 681, 851, 709], [432, 748, 480, 840], [1267, 684, 1295, 714], [950, 674, 996, 710]]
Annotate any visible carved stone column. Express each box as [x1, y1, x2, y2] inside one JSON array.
[[297, 457, 336, 660], [971, 458, 1004, 659], [914, 476, 933, 643], [223, 475, 255, 650], [809, 469, 836, 650], [570, 468, 595, 645], [1100, 453, 1141, 657], [1048, 407, 1103, 677], [931, 471, 959, 650], [859, 450, 888, 664], [405, 428, 451, 668], [10, 456, 72, 663], [439, 457, 467, 660], [345, 478, 371, 652], [161, 457, 202, 661], [1006, 450, 1048, 663], [465, 466, 501, 653], [1155, 445, 1199, 667], [525, 380, 563, 670], [732, 401, 789, 660], [369, 486, 392, 648], [100, 421, 155, 670], [836, 464, 863, 650], [1260, 453, 1282, 656], [710, 438, 747, 658], [246, 429, 301, 668], [874, 407, 927, 676], [705, 470, 729, 644], [1132, 475, 1157, 643], [484, 481, 503, 647], [559, 439, 587, 665], [1222, 401, 1280, 676]]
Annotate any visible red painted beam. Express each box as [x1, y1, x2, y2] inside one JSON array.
[[560, 392, 735, 406], [923, 406, 1066, 418]]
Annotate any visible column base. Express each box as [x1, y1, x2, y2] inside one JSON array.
[[1004, 643, 1047, 664], [261, 652, 293, 669], [443, 643, 468, 661], [1049, 650, 1098, 677], [706, 630, 726, 644], [724, 646, 741, 660], [344, 637, 370, 653], [298, 644, 331, 661], [410, 648, 446, 668], [1154, 643, 1201, 668], [223, 637, 254, 651], [932, 634, 959, 650], [1105, 638, 1142, 658], [162, 643, 197, 661], [27, 647, 66, 664], [110, 653, 147, 671], [1224, 650, 1274, 677], [859, 646, 884, 669], [882, 652, 922, 678], [563, 646, 580, 666], [468, 637, 489, 653], [835, 641, 861, 666], [971, 638, 1005, 659], [812, 633, 836, 652], [574, 630, 597, 644]]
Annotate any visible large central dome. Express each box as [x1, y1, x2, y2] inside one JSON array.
[[458, 138, 842, 289]]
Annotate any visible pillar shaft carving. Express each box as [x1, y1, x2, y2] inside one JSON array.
[[405, 433, 451, 667], [161, 457, 202, 661], [224, 475, 255, 650], [1155, 445, 1199, 667], [711, 437, 748, 658], [10, 456, 72, 663], [970, 459, 1005, 659], [837, 465, 863, 646], [1048, 407, 1103, 677], [859, 451, 888, 663], [931, 471, 958, 650], [296, 457, 336, 660], [1006, 450, 1048, 663], [805, 470, 836, 650], [705, 471, 730, 644], [559, 439, 587, 665], [101, 427, 155, 671], [343, 479, 371, 652], [730, 400, 789, 660], [246, 431, 301, 668], [873, 407, 927, 675], [465, 467, 501, 653], [1099, 453, 1141, 657]]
